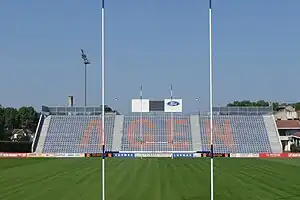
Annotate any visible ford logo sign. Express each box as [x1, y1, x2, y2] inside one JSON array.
[[167, 101, 180, 106]]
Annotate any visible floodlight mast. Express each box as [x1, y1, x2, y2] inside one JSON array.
[[208, 1, 214, 200], [80, 49, 91, 108]]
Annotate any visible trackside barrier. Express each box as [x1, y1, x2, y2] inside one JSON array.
[[230, 153, 259, 158], [0, 152, 27, 158], [259, 153, 300, 158]]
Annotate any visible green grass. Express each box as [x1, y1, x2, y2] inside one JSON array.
[[0, 158, 300, 200]]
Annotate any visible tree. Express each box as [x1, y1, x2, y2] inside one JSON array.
[[0, 105, 39, 141], [0, 105, 4, 140], [3, 107, 19, 130], [227, 100, 270, 107], [272, 102, 280, 111], [18, 106, 38, 131], [226, 100, 284, 111], [294, 102, 300, 111], [100, 105, 114, 113]]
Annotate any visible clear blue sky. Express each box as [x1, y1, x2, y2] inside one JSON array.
[[0, 0, 299, 113]]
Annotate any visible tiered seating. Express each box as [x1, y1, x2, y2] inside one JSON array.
[[42, 115, 115, 153], [39, 112, 276, 153], [121, 114, 193, 151], [199, 115, 272, 153]]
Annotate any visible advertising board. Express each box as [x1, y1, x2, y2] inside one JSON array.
[[164, 99, 182, 113], [259, 153, 300, 158], [40, 153, 56, 158], [172, 153, 193, 158], [201, 153, 230, 157], [131, 99, 150, 113], [135, 153, 172, 158], [230, 153, 259, 158], [193, 153, 202, 157], [113, 153, 135, 158], [0, 152, 27, 158], [53, 153, 84, 158]]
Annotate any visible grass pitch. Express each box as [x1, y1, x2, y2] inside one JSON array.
[[0, 158, 300, 200]]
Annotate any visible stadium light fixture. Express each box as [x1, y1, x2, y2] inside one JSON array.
[[195, 98, 200, 115], [80, 49, 91, 108]]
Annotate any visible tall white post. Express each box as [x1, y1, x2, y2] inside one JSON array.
[[208, 1, 214, 200], [101, 0, 105, 200]]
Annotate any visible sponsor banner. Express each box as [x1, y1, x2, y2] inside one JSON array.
[[27, 153, 37, 157], [131, 99, 150, 113], [114, 153, 135, 158], [193, 153, 202, 157], [27, 153, 42, 158], [0, 152, 27, 158], [259, 153, 288, 158], [230, 153, 259, 158], [86, 153, 103, 157], [288, 153, 300, 158], [164, 99, 182, 113], [260, 153, 300, 158], [135, 153, 172, 158], [40, 153, 56, 158], [53, 153, 84, 158], [172, 153, 193, 158], [201, 153, 230, 157]]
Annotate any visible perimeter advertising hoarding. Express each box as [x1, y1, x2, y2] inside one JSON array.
[[201, 153, 230, 157], [131, 99, 150, 113], [113, 153, 135, 158], [172, 153, 193, 158], [259, 153, 300, 158], [230, 153, 259, 158], [135, 153, 172, 158], [85, 153, 113, 157], [164, 99, 182, 113], [0, 152, 27, 158], [53, 153, 84, 158]]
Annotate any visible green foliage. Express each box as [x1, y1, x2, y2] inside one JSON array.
[[0, 105, 4, 140], [227, 100, 283, 111], [294, 102, 300, 111], [290, 144, 300, 152], [227, 100, 270, 107], [18, 106, 38, 130], [0, 105, 39, 141]]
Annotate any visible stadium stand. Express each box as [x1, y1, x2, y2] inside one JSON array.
[[198, 115, 274, 153], [121, 114, 193, 152], [40, 115, 115, 153], [33, 106, 282, 154]]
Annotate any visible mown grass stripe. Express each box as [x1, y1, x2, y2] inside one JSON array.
[[0, 158, 300, 200]]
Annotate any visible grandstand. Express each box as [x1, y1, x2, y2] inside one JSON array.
[[32, 105, 282, 154]]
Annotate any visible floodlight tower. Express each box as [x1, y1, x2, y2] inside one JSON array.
[[80, 49, 91, 107]]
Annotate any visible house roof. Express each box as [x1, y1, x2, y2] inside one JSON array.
[[276, 120, 300, 129], [294, 132, 300, 137]]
